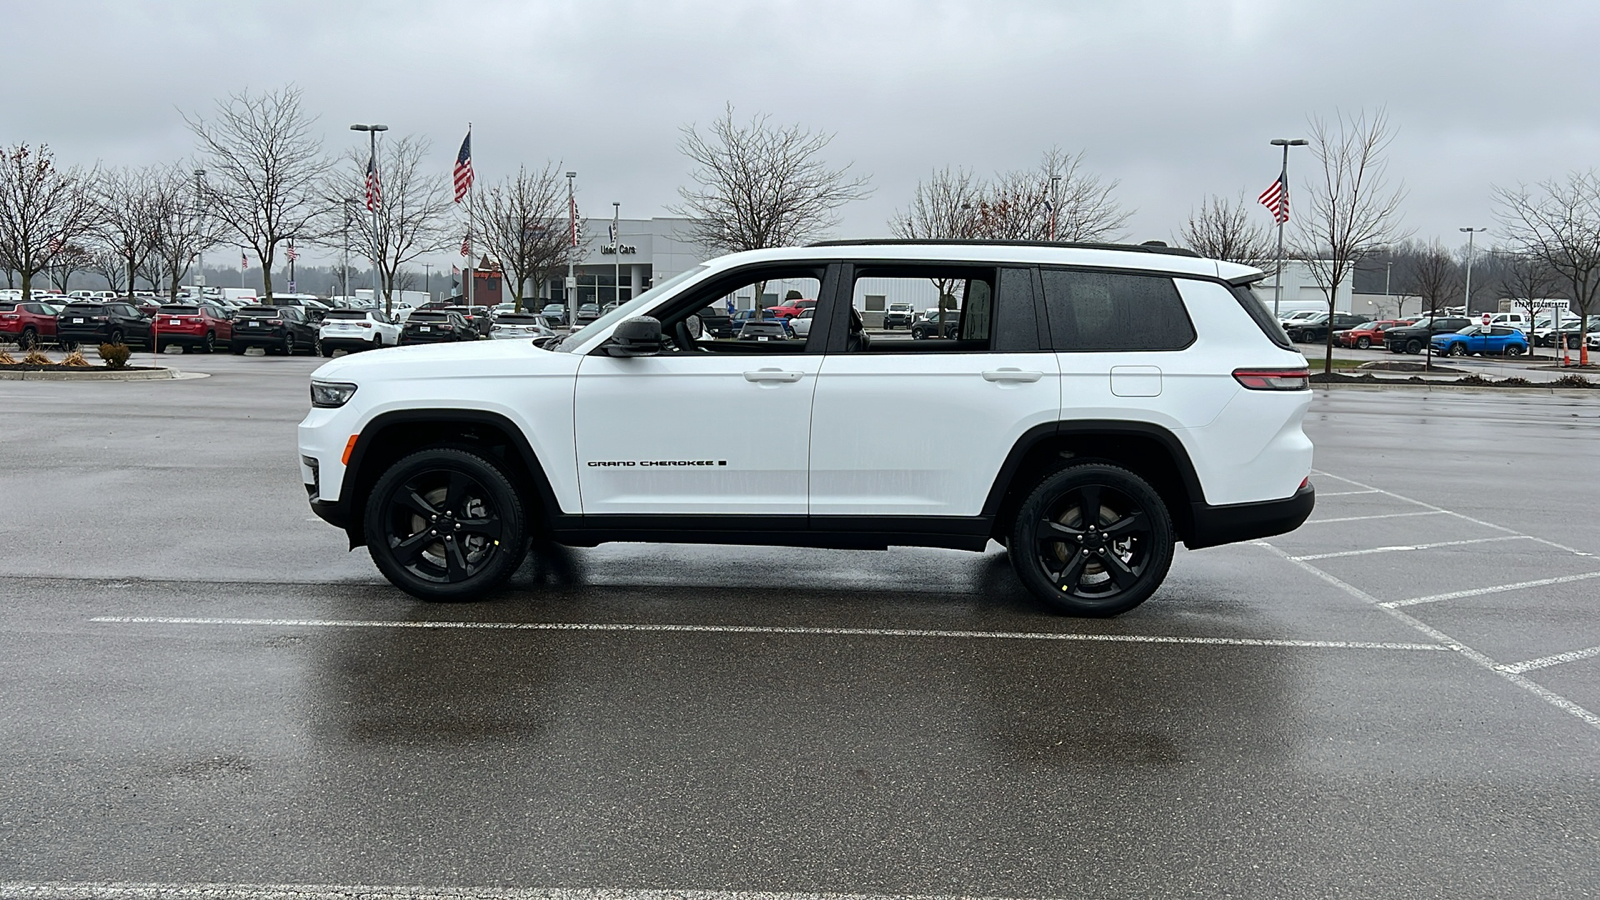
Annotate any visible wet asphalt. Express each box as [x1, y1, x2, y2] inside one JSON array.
[[1, 350, 1598, 899]]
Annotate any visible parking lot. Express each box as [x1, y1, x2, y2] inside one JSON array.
[[1, 353, 1598, 899]]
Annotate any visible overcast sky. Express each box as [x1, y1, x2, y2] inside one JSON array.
[[8, 0, 1600, 268]]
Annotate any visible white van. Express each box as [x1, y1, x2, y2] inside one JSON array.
[[1489, 312, 1530, 329]]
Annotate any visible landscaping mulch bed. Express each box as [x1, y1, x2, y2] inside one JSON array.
[[1310, 371, 1596, 388]]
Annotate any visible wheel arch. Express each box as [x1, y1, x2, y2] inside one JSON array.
[[339, 409, 560, 549], [982, 421, 1205, 544]]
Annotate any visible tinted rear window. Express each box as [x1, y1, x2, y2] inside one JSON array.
[[64, 304, 106, 314], [1226, 284, 1295, 350], [240, 307, 279, 316], [496, 314, 540, 324], [1040, 269, 1196, 352], [409, 312, 447, 322], [162, 306, 201, 314], [325, 310, 368, 320]]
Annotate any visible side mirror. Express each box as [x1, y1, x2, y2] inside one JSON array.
[[605, 316, 663, 357]]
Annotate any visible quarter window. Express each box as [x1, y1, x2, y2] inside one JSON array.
[[1040, 268, 1195, 352]]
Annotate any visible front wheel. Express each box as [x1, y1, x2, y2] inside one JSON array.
[[1405, 339, 1422, 354], [1010, 463, 1175, 617], [18, 328, 37, 350], [1449, 343, 1467, 357], [1355, 336, 1371, 350], [363, 448, 529, 601], [1505, 344, 1525, 357]]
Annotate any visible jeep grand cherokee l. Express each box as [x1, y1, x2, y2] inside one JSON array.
[[300, 240, 1314, 617]]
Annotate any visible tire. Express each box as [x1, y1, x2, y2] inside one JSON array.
[[321, 342, 333, 358], [202, 332, 216, 354], [109, 329, 124, 346], [282, 334, 295, 356], [1405, 339, 1422, 354], [231, 341, 247, 355], [18, 328, 37, 350], [1355, 336, 1371, 350], [1449, 343, 1467, 357], [1506, 344, 1525, 357], [1009, 463, 1175, 617], [363, 447, 529, 601], [312, 337, 323, 357]]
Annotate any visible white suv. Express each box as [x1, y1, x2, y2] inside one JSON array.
[[318, 308, 402, 355], [299, 241, 1315, 616]]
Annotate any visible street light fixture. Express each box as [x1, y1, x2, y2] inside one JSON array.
[[1460, 227, 1487, 316], [351, 123, 388, 311], [1268, 138, 1309, 320]]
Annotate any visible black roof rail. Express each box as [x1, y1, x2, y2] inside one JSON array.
[[806, 238, 1202, 258]]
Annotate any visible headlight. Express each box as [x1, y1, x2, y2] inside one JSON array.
[[310, 381, 358, 408]]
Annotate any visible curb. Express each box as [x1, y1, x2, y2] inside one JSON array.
[[1314, 382, 1597, 396], [0, 366, 180, 382]]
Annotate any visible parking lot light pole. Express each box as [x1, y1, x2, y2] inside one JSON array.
[[566, 171, 577, 326], [351, 124, 388, 311], [1460, 227, 1487, 315], [1269, 139, 1308, 320], [193, 169, 205, 302]]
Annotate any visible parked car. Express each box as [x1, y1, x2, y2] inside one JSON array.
[[488, 312, 554, 341], [400, 310, 476, 344], [1533, 319, 1590, 348], [736, 319, 793, 341], [911, 308, 961, 340], [788, 306, 816, 339], [539, 303, 568, 327], [55, 301, 154, 349], [1385, 317, 1473, 354], [1285, 312, 1368, 343], [258, 294, 331, 323], [152, 303, 234, 353], [0, 300, 64, 348], [764, 298, 816, 319], [697, 305, 734, 338], [728, 309, 792, 337], [883, 302, 915, 328], [319, 308, 402, 355], [1278, 309, 1323, 328], [230, 305, 321, 355], [441, 306, 493, 338], [1333, 319, 1407, 349], [573, 303, 602, 327], [1430, 325, 1530, 357]]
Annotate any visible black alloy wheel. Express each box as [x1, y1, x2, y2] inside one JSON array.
[[1355, 336, 1371, 349], [364, 448, 528, 600], [230, 341, 247, 354], [109, 329, 124, 346], [312, 336, 323, 356], [1010, 463, 1174, 617], [202, 332, 216, 354], [283, 334, 296, 355], [1405, 338, 1422, 354], [18, 328, 37, 350]]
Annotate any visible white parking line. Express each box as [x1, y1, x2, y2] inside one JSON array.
[[86, 615, 1448, 653], [1316, 489, 1382, 497], [1252, 541, 1600, 733], [1382, 571, 1600, 608], [1300, 510, 1447, 525], [1291, 535, 1531, 561], [0, 885, 1023, 900], [1500, 645, 1600, 675]]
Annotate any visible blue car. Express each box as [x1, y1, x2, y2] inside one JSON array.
[[728, 309, 792, 337], [1430, 325, 1529, 357]]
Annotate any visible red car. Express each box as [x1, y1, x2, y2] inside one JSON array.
[[763, 298, 817, 319], [1334, 318, 1411, 350], [152, 302, 235, 353], [0, 299, 64, 349]]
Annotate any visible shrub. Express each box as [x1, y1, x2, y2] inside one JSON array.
[[0, 349, 15, 365], [98, 342, 131, 369], [22, 349, 52, 366], [62, 349, 90, 367], [1553, 374, 1594, 388]]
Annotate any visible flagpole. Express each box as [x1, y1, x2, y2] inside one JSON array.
[[465, 124, 474, 310], [1268, 138, 1307, 321], [566, 171, 577, 328], [612, 201, 620, 310]]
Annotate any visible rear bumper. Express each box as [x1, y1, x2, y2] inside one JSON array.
[[1185, 482, 1315, 550]]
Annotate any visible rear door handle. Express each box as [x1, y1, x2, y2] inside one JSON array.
[[744, 369, 803, 383], [982, 368, 1043, 383]]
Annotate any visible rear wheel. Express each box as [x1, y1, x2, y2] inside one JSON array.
[[202, 332, 216, 354], [108, 329, 124, 346], [363, 448, 529, 601], [1010, 463, 1175, 617], [1449, 342, 1468, 357], [18, 328, 37, 350], [282, 334, 295, 356], [1505, 343, 1525, 357], [1355, 336, 1371, 350], [230, 341, 247, 355]]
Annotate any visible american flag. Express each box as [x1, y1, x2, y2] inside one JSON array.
[[285, 242, 298, 263], [1258, 176, 1288, 224], [453, 130, 474, 203], [240, 250, 248, 270], [365, 152, 381, 212], [460, 231, 471, 258]]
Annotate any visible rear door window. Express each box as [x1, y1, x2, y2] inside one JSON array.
[[1039, 268, 1195, 352]]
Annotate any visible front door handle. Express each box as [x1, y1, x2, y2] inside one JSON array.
[[744, 369, 803, 383], [982, 368, 1043, 383]]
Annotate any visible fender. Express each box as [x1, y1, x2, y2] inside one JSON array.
[[980, 420, 1206, 518]]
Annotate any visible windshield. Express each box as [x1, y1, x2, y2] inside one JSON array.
[[555, 266, 708, 351]]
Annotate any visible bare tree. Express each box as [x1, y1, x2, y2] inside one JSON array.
[[1491, 249, 1564, 348], [1406, 240, 1463, 316], [673, 104, 872, 252], [1294, 108, 1409, 373], [330, 134, 451, 313], [91, 165, 165, 298], [148, 165, 221, 301], [0, 143, 97, 301], [471, 163, 573, 311], [966, 149, 1130, 242], [1493, 170, 1600, 365], [890, 166, 984, 240], [1177, 192, 1275, 266], [46, 242, 95, 293], [185, 85, 329, 301]]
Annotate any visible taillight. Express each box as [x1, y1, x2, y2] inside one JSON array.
[[358, 322, 371, 328], [1233, 367, 1310, 391], [268, 319, 283, 325]]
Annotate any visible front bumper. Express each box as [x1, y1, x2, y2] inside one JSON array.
[[1185, 482, 1315, 550]]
